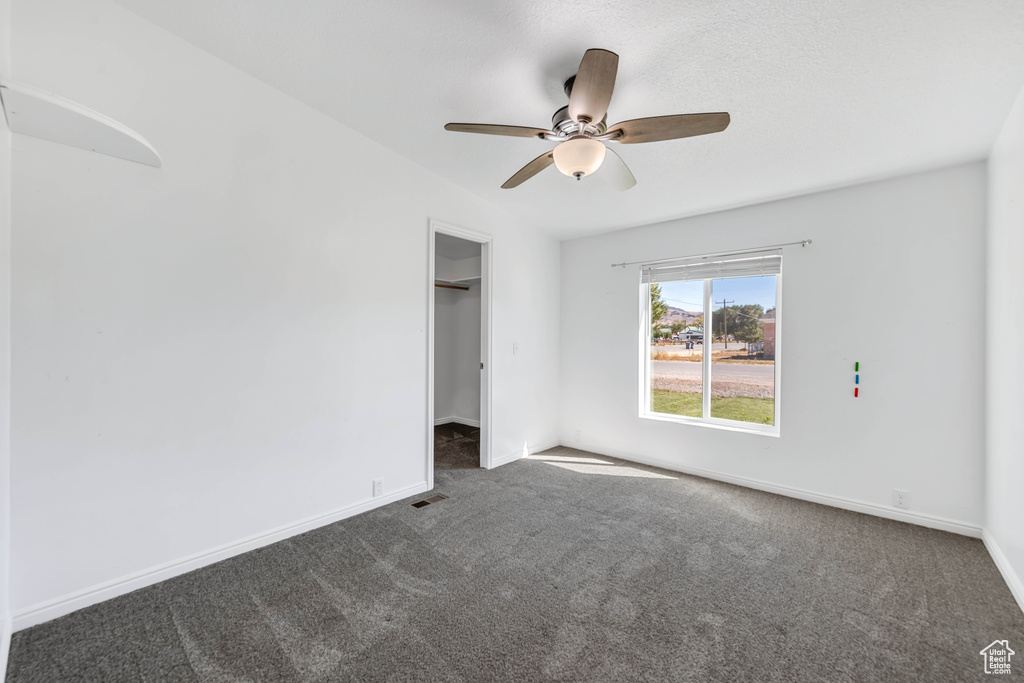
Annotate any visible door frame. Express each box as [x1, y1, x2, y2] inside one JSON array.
[[426, 218, 493, 488]]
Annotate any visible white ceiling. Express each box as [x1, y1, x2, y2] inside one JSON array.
[[112, 0, 1024, 240]]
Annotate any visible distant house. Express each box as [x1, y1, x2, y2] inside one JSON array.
[[673, 326, 703, 342], [761, 310, 776, 360]]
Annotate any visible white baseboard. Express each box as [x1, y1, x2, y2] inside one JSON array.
[[530, 440, 561, 456], [490, 439, 561, 469], [433, 416, 480, 428], [11, 481, 430, 632], [558, 440, 983, 539], [983, 529, 1024, 616], [490, 451, 521, 468], [0, 613, 11, 683]]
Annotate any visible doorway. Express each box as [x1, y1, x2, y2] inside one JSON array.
[[427, 219, 492, 488]]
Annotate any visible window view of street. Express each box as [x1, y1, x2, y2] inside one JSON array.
[[649, 275, 777, 426], [649, 280, 703, 418], [709, 277, 775, 424]]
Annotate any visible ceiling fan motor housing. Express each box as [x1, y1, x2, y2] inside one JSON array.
[[552, 105, 607, 137]]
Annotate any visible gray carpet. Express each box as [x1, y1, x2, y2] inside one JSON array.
[[7, 447, 1023, 682], [433, 422, 480, 470]]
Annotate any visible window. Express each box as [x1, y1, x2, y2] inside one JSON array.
[[640, 249, 781, 434]]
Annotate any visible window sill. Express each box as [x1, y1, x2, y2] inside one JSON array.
[[639, 411, 780, 437]]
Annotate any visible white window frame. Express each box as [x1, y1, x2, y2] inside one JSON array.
[[638, 263, 782, 437]]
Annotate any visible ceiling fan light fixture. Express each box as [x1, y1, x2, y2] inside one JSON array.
[[552, 137, 606, 179]]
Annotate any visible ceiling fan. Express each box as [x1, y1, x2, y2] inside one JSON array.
[[444, 49, 730, 191]]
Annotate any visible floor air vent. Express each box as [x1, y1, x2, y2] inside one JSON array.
[[412, 494, 449, 508]]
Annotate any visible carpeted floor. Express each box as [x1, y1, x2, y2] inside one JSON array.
[[7, 447, 1023, 682], [433, 422, 480, 470]]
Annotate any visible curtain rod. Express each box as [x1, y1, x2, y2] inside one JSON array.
[[610, 239, 812, 268]]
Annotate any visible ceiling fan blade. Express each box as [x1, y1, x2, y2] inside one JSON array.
[[444, 123, 550, 139], [567, 49, 618, 124], [501, 151, 554, 189], [600, 147, 636, 191], [608, 113, 730, 144]]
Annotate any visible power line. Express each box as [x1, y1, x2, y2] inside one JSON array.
[[661, 297, 704, 309], [663, 296, 772, 315], [732, 309, 770, 322], [718, 298, 734, 349]]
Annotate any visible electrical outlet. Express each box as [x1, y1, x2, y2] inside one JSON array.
[[373, 479, 383, 497], [892, 489, 909, 509]]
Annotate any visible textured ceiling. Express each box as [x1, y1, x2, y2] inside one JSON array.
[[112, 0, 1024, 239]]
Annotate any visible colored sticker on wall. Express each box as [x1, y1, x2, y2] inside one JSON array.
[[854, 388, 859, 397]]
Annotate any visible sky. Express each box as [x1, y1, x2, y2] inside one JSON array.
[[659, 276, 776, 314]]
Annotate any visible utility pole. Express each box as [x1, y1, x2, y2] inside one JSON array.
[[718, 299, 734, 349]]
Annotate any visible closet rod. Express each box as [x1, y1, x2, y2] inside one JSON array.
[[434, 283, 471, 291]]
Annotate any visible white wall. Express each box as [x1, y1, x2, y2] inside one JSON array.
[[560, 163, 987, 532], [433, 284, 482, 424], [452, 285, 482, 422], [9, 0, 559, 625], [986, 83, 1024, 612], [433, 288, 458, 421], [0, 0, 12, 670]]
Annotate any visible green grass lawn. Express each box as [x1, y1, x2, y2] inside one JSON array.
[[651, 389, 775, 425]]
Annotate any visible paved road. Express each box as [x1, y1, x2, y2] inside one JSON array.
[[651, 342, 741, 353], [652, 360, 774, 383]]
